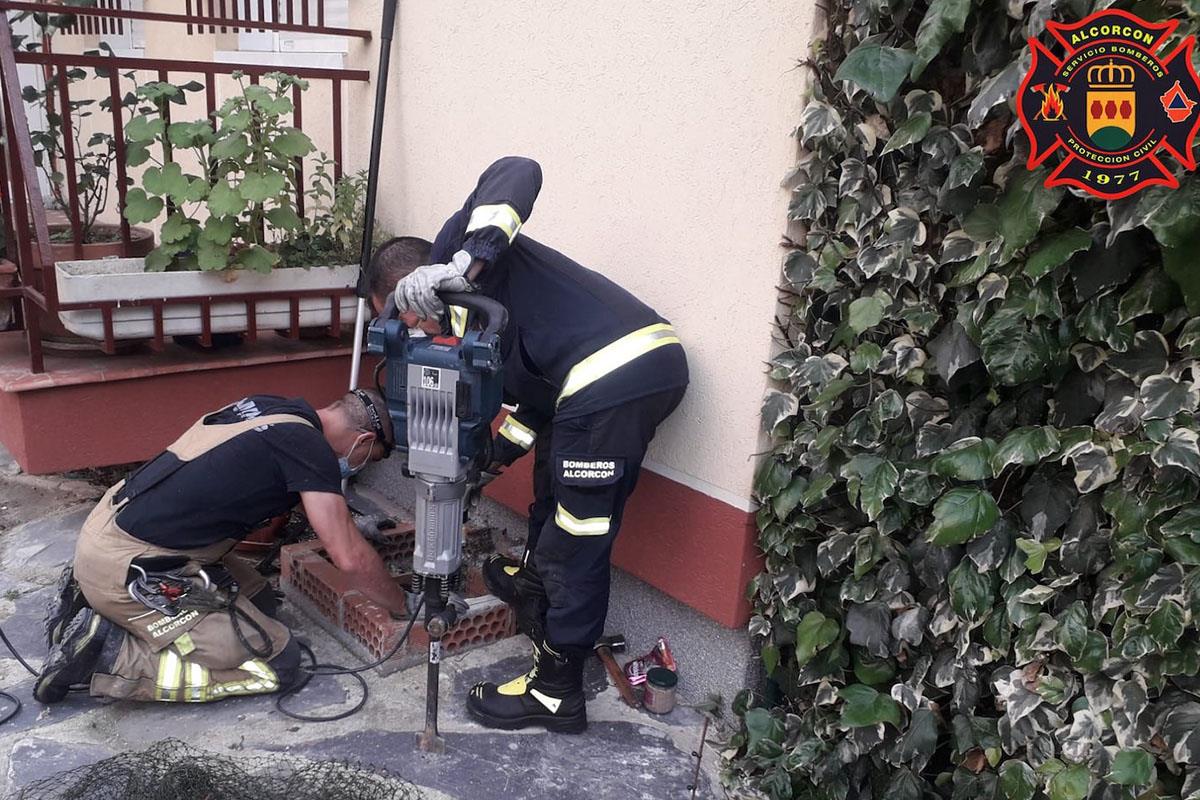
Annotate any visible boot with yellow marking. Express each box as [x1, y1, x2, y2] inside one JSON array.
[[466, 640, 587, 733]]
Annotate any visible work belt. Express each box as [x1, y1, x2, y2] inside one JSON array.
[[556, 323, 681, 408]]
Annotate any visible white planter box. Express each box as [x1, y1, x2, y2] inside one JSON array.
[[55, 258, 359, 340]]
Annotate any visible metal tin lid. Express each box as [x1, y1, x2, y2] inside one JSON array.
[[646, 667, 678, 689]]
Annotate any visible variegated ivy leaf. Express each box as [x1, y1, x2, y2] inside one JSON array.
[[761, 390, 799, 433], [1141, 375, 1200, 421], [842, 455, 900, 520], [1154, 428, 1200, 477], [928, 322, 981, 383], [1069, 343, 1107, 373], [797, 100, 843, 143], [1064, 441, 1118, 493], [931, 437, 997, 481], [927, 487, 1000, 546], [992, 426, 1060, 472]]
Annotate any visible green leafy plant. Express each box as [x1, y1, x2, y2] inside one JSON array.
[[276, 162, 385, 269], [725, 2, 1200, 799], [123, 71, 317, 272], [12, 7, 145, 243]]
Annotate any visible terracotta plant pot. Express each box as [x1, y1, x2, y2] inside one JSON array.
[[38, 224, 156, 352]]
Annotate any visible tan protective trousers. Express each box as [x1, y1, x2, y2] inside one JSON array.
[[72, 411, 310, 702]]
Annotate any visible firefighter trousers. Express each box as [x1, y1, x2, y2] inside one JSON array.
[[523, 387, 685, 650], [73, 483, 300, 702]]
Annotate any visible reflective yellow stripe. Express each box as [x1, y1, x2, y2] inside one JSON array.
[[498, 415, 537, 450], [449, 305, 468, 337], [555, 503, 611, 537], [209, 659, 279, 699], [156, 649, 183, 702], [557, 323, 681, 408], [466, 203, 523, 243], [184, 662, 210, 703]]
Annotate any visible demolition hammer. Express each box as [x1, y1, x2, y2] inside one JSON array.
[[367, 291, 507, 752]]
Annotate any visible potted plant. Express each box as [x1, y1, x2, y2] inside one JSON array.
[[54, 72, 374, 342]]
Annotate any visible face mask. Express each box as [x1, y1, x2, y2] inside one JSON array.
[[339, 434, 372, 479]]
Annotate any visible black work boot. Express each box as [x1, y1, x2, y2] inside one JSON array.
[[44, 564, 89, 647], [466, 640, 587, 734], [34, 607, 112, 704]]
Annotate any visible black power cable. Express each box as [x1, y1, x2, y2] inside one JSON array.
[[0, 623, 40, 725], [274, 596, 424, 723]]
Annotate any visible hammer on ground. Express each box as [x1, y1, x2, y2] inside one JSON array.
[[594, 634, 641, 709]]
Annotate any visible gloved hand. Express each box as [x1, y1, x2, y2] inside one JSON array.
[[393, 249, 474, 320]]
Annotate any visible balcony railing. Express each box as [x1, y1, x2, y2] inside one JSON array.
[[0, 1, 372, 372]]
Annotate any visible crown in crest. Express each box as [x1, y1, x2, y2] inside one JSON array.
[[1087, 60, 1135, 89]]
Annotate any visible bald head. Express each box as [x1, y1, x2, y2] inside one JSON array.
[[317, 389, 395, 467]]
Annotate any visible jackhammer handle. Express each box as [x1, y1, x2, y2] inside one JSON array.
[[596, 646, 642, 709], [436, 291, 508, 339]]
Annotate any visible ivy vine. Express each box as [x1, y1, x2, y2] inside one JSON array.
[[725, 1, 1200, 799]]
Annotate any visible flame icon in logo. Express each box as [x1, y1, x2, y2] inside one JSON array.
[[1033, 83, 1068, 121]]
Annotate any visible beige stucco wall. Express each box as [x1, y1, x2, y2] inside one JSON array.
[[342, 1, 815, 508], [83, 1, 814, 507]]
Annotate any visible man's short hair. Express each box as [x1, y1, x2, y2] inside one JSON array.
[[369, 236, 433, 300], [340, 388, 395, 448]]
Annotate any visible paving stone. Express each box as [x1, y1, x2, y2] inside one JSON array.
[[2, 507, 89, 578], [0, 679, 96, 737], [3, 588, 52, 664], [288, 723, 714, 800], [5, 736, 113, 788]]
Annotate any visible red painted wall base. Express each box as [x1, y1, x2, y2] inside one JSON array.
[[0, 332, 369, 475]]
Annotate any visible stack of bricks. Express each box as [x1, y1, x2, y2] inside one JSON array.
[[280, 524, 518, 675]]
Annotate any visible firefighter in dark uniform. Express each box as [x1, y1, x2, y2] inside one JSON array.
[[368, 156, 689, 734], [34, 391, 406, 705]]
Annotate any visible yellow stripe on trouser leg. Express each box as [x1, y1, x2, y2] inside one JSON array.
[[155, 649, 183, 702], [208, 659, 280, 700], [449, 306, 469, 337], [465, 203, 523, 243], [555, 504, 611, 537], [182, 661, 211, 703], [557, 323, 681, 407], [498, 415, 537, 450]]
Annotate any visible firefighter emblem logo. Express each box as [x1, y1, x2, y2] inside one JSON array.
[[1018, 9, 1200, 199]]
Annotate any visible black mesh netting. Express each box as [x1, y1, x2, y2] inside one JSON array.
[[6, 739, 425, 800]]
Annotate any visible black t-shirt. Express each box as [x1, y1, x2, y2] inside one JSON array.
[[116, 395, 342, 549]]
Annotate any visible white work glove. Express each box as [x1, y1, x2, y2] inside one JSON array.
[[393, 249, 474, 320]]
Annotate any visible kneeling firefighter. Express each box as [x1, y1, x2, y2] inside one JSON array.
[[368, 156, 689, 734], [35, 391, 406, 705]]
